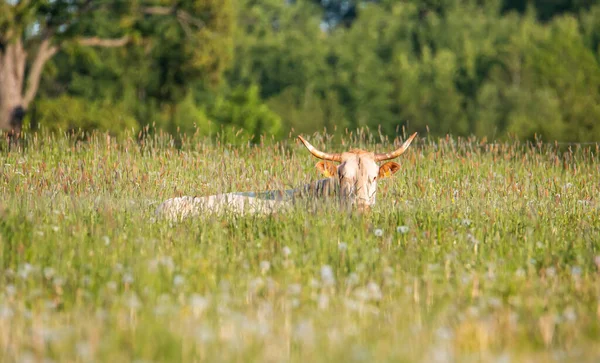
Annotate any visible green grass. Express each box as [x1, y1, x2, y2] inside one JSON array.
[[1, 130, 600, 362]]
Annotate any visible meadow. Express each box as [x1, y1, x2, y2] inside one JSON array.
[[1, 130, 599, 362]]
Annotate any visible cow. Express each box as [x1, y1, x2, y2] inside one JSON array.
[[155, 133, 417, 220]]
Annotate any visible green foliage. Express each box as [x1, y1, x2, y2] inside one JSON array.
[[209, 85, 283, 142], [20, 0, 600, 142], [33, 95, 138, 137]]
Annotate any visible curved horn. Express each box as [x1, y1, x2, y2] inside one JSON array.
[[374, 132, 417, 162], [297, 136, 342, 162]]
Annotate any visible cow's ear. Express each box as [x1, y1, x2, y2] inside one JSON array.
[[316, 161, 338, 178], [378, 162, 401, 178]]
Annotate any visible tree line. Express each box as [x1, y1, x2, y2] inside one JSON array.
[[2, 0, 600, 142]]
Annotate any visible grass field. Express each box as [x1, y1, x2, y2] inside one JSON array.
[[1, 130, 599, 362]]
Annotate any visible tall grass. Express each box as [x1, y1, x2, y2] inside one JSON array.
[[1, 130, 599, 362]]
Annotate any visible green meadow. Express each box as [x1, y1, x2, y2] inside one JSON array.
[[1, 131, 599, 362]]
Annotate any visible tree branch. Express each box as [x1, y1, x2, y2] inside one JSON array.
[[76, 35, 131, 47], [143, 6, 175, 16], [23, 37, 58, 108], [143, 6, 205, 30]]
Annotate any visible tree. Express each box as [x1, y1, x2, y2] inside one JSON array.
[[0, 0, 233, 136]]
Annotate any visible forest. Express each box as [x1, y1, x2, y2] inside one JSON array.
[[2, 0, 600, 142]]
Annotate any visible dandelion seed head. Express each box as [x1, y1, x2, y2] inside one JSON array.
[[260, 260, 271, 274], [397, 225, 409, 234], [317, 293, 329, 310], [173, 275, 185, 287], [287, 283, 302, 295], [515, 268, 526, 278], [43, 267, 55, 280], [122, 273, 134, 285], [321, 265, 335, 286], [125, 293, 141, 310], [0, 305, 14, 319], [563, 306, 577, 322]]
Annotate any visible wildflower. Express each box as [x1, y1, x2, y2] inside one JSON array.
[[43, 267, 55, 280], [367, 282, 382, 301], [260, 261, 271, 274], [18, 263, 35, 279], [106, 281, 118, 291], [294, 320, 315, 346], [396, 226, 409, 234], [488, 297, 502, 308], [318, 293, 329, 310], [436, 327, 453, 341], [125, 293, 141, 310], [287, 283, 302, 295], [122, 273, 134, 285], [53, 276, 65, 287], [189, 294, 210, 318], [374, 228, 384, 237], [76, 342, 91, 359], [173, 275, 185, 287], [0, 305, 13, 319], [321, 265, 335, 286], [282, 246, 292, 257], [563, 306, 577, 322], [346, 273, 359, 287], [338, 242, 348, 251], [195, 326, 214, 342]]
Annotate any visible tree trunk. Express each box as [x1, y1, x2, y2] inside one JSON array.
[[0, 41, 27, 136], [0, 37, 57, 136]]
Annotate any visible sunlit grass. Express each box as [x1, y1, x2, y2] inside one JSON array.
[[1, 130, 599, 362]]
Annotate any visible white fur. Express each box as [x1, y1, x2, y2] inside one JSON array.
[[155, 193, 291, 221]]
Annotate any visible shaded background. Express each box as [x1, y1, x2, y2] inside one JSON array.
[[2, 0, 600, 142]]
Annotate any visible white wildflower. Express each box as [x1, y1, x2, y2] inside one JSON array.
[[396, 226, 409, 234], [189, 294, 210, 318], [173, 275, 185, 287], [282, 246, 292, 257], [125, 293, 141, 310], [260, 261, 271, 274], [367, 281, 382, 301], [122, 273, 134, 285], [318, 293, 329, 310], [321, 265, 335, 286], [43, 267, 55, 280], [287, 283, 302, 295]]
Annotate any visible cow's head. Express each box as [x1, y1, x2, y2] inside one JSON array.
[[298, 133, 417, 211]]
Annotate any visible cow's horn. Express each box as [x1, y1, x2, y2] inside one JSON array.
[[374, 132, 417, 162], [298, 136, 342, 162]]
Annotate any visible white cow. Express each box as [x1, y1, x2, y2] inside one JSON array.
[[155, 133, 417, 220]]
